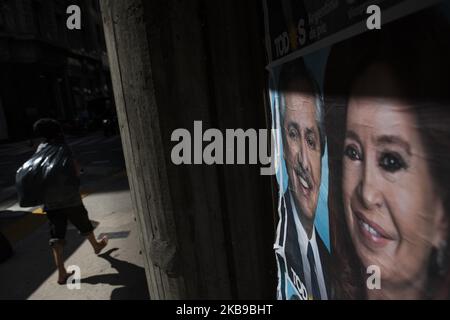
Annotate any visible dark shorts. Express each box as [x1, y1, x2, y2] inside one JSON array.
[[46, 205, 94, 246]]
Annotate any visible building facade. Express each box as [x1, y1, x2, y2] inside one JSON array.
[[0, 0, 111, 141]]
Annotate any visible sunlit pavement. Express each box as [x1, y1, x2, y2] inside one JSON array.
[[0, 133, 150, 300]]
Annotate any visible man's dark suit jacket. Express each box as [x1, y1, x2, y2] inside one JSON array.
[[276, 193, 331, 300]]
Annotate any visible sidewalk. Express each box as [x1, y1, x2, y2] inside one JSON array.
[[0, 172, 150, 300]]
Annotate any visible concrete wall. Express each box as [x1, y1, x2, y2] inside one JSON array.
[[100, 0, 276, 299]]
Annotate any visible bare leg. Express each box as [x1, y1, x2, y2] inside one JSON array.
[[51, 242, 70, 284], [86, 232, 108, 254]]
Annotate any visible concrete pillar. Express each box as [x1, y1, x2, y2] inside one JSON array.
[[100, 0, 276, 300]]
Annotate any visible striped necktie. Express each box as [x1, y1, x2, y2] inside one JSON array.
[[307, 241, 321, 300]]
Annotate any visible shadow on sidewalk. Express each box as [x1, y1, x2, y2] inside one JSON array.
[[0, 227, 85, 299], [0, 210, 46, 244], [81, 248, 150, 300]]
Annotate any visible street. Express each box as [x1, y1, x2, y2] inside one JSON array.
[[0, 132, 149, 300]]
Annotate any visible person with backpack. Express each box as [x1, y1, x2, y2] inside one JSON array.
[[31, 118, 108, 285]]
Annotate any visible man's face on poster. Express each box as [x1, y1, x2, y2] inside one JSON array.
[[283, 90, 322, 225]]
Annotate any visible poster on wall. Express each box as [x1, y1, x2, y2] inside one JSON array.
[[265, 0, 450, 299]]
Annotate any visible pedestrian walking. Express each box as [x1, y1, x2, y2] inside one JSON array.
[[32, 118, 108, 285]]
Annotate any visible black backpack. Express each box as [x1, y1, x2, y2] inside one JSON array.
[[16, 143, 79, 208]]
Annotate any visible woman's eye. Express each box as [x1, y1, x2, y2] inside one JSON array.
[[344, 145, 361, 161], [379, 153, 407, 173]]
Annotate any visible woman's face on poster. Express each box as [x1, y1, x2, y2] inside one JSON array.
[[342, 64, 447, 291]]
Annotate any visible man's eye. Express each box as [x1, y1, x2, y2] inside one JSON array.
[[379, 153, 407, 173], [288, 129, 299, 139], [344, 145, 362, 161], [306, 134, 316, 149]]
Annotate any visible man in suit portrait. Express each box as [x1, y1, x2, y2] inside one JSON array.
[[275, 58, 330, 300]]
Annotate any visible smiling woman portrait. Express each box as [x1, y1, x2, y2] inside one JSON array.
[[325, 7, 450, 299]]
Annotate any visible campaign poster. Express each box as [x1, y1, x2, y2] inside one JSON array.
[[266, 0, 450, 299]]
